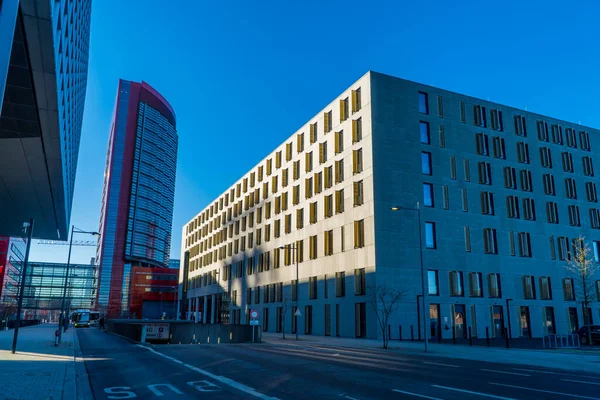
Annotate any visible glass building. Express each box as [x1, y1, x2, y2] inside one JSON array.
[[0, 0, 92, 239], [96, 80, 178, 318], [0, 236, 26, 306]]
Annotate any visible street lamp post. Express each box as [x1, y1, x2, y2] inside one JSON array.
[[280, 245, 299, 340], [58, 226, 100, 343], [505, 298, 513, 339], [390, 203, 428, 352], [11, 219, 34, 354]]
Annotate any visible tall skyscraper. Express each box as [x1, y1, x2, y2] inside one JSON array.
[[0, 0, 92, 239], [96, 80, 178, 318]]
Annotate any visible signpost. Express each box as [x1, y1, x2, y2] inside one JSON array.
[[250, 309, 259, 342], [146, 323, 170, 341]]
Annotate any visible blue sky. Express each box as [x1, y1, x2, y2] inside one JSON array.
[[30, 0, 600, 264]]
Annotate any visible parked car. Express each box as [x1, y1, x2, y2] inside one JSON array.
[[576, 325, 600, 345]]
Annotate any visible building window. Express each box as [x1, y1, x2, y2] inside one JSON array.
[[324, 195, 333, 218], [464, 226, 471, 252], [474, 105, 487, 127], [504, 167, 517, 189], [522, 198, 536, 221], [421, 152, 432, 175], [562, 152, 574, 173], [539, 277, 552, 300], [351, 88, 361, 113], [309, 235, 318, 260], [354, 268, 366, 296], [354, 220, 365, 248], [523, 276, 536, 299], [449, 271, 464, 297], [469, 272, 483, 297], [340, 98, 349, 122], [335, 189, 344, 214], [546, 201, 559, 224], [464, 159, 471, 181], [476, 133, 490, 156], [587, 182, 598, 203], [518, 232, 532, 257], [516, 142, 529, 164], [557, 236, 570, 260], [594, 241, 600, 262], [520, 170, 532, 192], [483, 228, 498, 254], [353, 181, 364, 206], [563, 278, 575, 301], [492, 136, 505, 159], [490, 109, 503, 131], [590, 208, 600, 229], [459, 101, 466, 123], [442, 185, 449, 210], [437, 96, 443, 117], [566, 127, 578, 148], [580, 131, 591, 151], [324, 230, 333, 256], [537, 121, 549, 142], [336, 272, 346, 297], [310, 123, 318, 144], [551, 124, 563, 145], [423, 183, 434, 207], [420, 121, 430, 144], [428, 270, 439, 295], [583, 156, 594, 177], [479, 191, 494, 215], [565, 178, 577, 199], [353, 149, 363, 174], [352, 118, 362, 143], [543, 174, 555, 196], [324, 111, 332, 133], [488, 273, 502, 298], [425, 222, 436, 249], [335, 131, 344, 154], [418, 91, 429, 114], [450, 157, 456, 179], [296, 133, 304, 153], [319, 142, 327, 164], [309, 276, 317, 299], [506, 195, 520, 219], [335, 159, 344, 183], [539, 147, 552, 169], [478, 162, 492, 185], [514, 115, 527, 136], [439, 125, 446, 147]]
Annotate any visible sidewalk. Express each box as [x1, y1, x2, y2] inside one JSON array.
[[261, 332, 600, 373], [0, 323, 92, 400]]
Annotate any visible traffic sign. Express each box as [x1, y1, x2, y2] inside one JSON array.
[[250, 320, 259, 326], [250, 309, 259, 319], [294, 309, 302, 317]]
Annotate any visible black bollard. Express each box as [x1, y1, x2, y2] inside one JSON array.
[[399, 325, 402, 341], [388, 325, 391, 341], [469, 327, 473, 347], [411, 325, 414, 342], [504, 327, 510, 349], [486, 327, 490, 347], [452, 325, 456, 344]]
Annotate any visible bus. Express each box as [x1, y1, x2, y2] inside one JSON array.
[[71, 310, 91, 328]]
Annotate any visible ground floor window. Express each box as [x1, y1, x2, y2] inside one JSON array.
[[355, 302, 366, 338], [305, 305, 313, 334], [324, 304, 331, 336]]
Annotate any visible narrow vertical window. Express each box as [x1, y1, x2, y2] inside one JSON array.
[[418, 91, 429, 114]]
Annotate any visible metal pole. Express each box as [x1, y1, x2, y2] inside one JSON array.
[[416, 294, 422, 340], [58, 225, 74, 343], [12, 218, 34, 354], [505, 299, 512, 339], [417, 203, 428, 352], [295, 245, 299, 341]]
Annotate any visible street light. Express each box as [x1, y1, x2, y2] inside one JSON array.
[[11, 219, 34, 354], [390, 203, 428, 352], [280, 244, 299, 340], [58, 226, 100, 343]]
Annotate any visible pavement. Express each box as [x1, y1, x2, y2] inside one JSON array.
[[0, 322, 92, 400], [79, 327, 600, 400]]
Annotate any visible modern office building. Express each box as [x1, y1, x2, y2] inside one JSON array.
[[0, 0, 92, 239], [129, 266, 178, 319], [20, 260, 96, 321], [180, 71, 600, 340], [96, 80, 178, 318], [0, 236, 26, 305]]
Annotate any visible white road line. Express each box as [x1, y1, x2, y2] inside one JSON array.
[[343, 396, 360, 400], [480, 369, 531, 376], [431, 385, 515, 400], [512, 368, 555, 374], [489, 382, 600, 400], [392, 389, 444, 400], [423, 361, 460, 368], [136, 345, 279, 400], [562, 379, 600, 386]]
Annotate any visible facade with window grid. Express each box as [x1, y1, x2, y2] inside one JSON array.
[[179, 71, 600, 340]]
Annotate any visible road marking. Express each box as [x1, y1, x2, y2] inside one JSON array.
[[512, 368, 555, 374], [480, 369, 531, 376], [431, 385, 515, 399], [392, 389, 443, 399], [562, 379, 600, 386], [342, 396, 360, 400], [136, 345, 279, 399], [423, 361, 460, 368], [489, 382, 600, 399]]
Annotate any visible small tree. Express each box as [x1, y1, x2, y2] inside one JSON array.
[[564, 236, 599, 345], [0, 303, 17, 330], [279, 294, 294, 339], [367, 284, 406, 349]]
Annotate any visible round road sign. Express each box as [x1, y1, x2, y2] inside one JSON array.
[[250, 309, 259, 319]]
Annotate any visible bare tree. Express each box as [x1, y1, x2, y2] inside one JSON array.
[[564, 236, 599, 345], [367, 284, 406, 349], [0, 302, 17, 330], [279, 294, 294, 339]]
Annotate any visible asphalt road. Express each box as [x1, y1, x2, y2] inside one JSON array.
[[78, 328, 600, 400]]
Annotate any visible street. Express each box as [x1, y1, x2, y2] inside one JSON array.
[[78, 328, 600, 400]]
